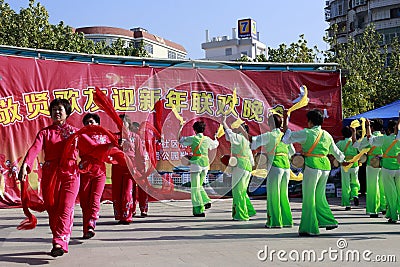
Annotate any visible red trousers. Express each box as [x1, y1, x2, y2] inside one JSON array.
[[79, 160, 106, 235], [42, 161, 79, 253], [112, 165, 148, 222], [133, 182, 148, 214]]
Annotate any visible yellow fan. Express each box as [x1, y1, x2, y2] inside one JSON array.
[[350, 119, 360, 129], [287, 85, 309, 116]]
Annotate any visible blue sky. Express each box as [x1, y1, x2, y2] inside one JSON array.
[[8, 0, 330, 59]]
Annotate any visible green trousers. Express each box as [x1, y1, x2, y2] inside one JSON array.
[[340, 166, 360, 207], [266, 166, 293, 228], [381, 168, 400, 221], [366, 166, 384, 214], [299, 167, 338, 235], [378, 173, 387, 212], [232, 167, 256, 221], [190, 168, 210, 215]]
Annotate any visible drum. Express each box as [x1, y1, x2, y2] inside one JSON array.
[[228, 156, 238, 167], [370, 156, 382, 168], [291, 153, 305, 169], [254, 152, 268, 169], [181, 155, 192, 166], [220, 154, 238, 167], [359, 154, 367, 164]]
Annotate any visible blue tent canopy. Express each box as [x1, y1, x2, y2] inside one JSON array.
[[343, 99, 400, 127]]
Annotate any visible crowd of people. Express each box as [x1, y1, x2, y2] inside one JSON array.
[[17, 98, 400, 257]]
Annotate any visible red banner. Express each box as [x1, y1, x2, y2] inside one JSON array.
[[0, 55, 342, 207]]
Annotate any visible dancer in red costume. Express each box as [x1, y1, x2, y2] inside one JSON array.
[[18, 98, 78, 257], [78, 113, 111, 239], [112, 115, 146, 224], [130, 122, 149, 217]]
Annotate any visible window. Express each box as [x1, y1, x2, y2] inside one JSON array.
[[144, 43, 153, 54], [168, 50, 176, 59], [241, 51, 248, 56], [225, 48, 232, 56], [390, 8, 400, 19]]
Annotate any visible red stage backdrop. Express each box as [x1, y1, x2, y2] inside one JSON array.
[[0, 55, 342, 207]]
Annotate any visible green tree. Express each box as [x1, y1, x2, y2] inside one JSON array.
[[268, 34, 321, 63], [324, 24, 399, 117]]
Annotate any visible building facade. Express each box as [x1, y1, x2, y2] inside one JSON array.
[[75, 26, 187, 59], [201, 19, 267, 61], [325, 0, 400, 47]]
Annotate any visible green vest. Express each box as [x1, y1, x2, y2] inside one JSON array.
[[231, 134, 253, 172], [367, 131, 383, 166], [302, 126, 331, 171], [336, 138, 358, 168], [380, 134, 400, 170], [189, 134, 209, 167]]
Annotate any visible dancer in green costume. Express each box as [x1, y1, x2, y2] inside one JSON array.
[[354, 119, 386, 217], [336, 126, 360, 210], [282, 109, 347, 236], [251, 114, 295, 228], [368, 119, 400, 223], [178, 121, 219, 217], [222, 116, 256, 221]]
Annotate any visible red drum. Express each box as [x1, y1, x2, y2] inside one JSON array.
[[220, 154, 230, 166]]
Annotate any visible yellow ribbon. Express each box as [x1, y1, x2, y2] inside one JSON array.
[[251, 169, 268, 178], [171, 104, 185, 125], [287, 85, 309, 116], [290, 170, 303, 181], [342, 148, 370, 172], [216, 124, 225, 138], [359, 117, 366, 141], [269, 104, 284, 117], [250, 169, 303, 180], [231, 117, 245, 129]]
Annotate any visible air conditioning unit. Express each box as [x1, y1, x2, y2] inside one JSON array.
[[221, 35, 228, 41]]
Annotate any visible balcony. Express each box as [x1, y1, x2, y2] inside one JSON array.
[[373, 17, 400, 30], [370, 0, 399, 9]]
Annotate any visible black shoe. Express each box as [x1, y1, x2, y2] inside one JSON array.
[[326, 225, 338, 231], [381, 210, 387, 215], [298, 232, 312, 237], [193, 213, 205, 217], [354, 197, 359, 206], [388, 218, 397, 224], [140, 212, 148, 217], [50, 246, 64, 257], [370, 214, 379, 218], [83, 227, 95, 239], [345, 206, 351, 211], [117, 220, 131, 225], [204, 203, 212, 209]]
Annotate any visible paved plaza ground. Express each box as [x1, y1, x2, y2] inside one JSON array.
[[0, 196, 399, 266]]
